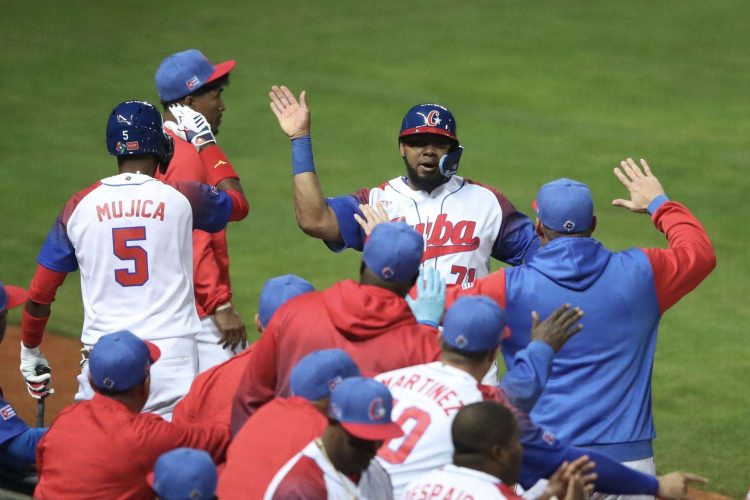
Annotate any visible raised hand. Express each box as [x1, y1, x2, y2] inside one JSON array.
[[530, 304, 584, 352], [166, 104, 216, 151], [269, 85, 310, 140], [354, 203, 400, 237], [612, 158, 666, 213], [405, 267, 446, 327]]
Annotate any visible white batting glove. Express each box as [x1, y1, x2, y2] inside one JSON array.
[[166, 104, 216, 151], [20, 342, 54, 399]]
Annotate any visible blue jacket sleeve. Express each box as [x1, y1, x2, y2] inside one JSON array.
[[0, 427, 46, 467], [173, 182, 233, 233], [324, 195, 365, 252], [519, 429, 659, 494], [498, 341, 554, 414]]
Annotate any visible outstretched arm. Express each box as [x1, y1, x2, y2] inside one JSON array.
[[613, 158, 716, 312], [269, 85, 342, 242]]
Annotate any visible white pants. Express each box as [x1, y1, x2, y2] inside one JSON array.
[[196, 315, 240, 373], [76, 336, 198, 421], [520, 457, 656, 500]]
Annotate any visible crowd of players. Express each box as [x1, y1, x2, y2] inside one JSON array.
[[0, 47, 717, 499]]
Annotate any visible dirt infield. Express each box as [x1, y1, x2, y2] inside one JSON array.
[[1, 326, 81, 425], [0, 326, 734, 499]]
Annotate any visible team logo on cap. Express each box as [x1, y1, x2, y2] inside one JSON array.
[[417, 110, 442, 126], [454, 334, 469, 348], [125, 141, 140, 151], [102, 377, 115, 389], [381, 267, 394, 279], [563, 220, 576, 231], [368, 398, 387, 422], [327, 375, 344, 391], [330, 403, 343, 420], [186, 75, 201, 91], [115, 141, 127, 154], [188, 488, 202, 500]]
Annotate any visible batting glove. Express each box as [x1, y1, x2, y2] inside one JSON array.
[[165, 104, 216, 151], [20, 342, 54, 399], [406, 267, 446, 327]]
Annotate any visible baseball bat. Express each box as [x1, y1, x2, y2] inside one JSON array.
[[35, 366, 50, 427]]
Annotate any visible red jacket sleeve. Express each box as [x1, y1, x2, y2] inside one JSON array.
[[444, 268, 508, 310], [640, 201, 716, 313], [22, 264, 68, 347], [200, 145, 240, 185], [132, 413, 231, 464], [231, 323, 279, 435]]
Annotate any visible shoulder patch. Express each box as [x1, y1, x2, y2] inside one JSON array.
[[1, 404, 17, 420]]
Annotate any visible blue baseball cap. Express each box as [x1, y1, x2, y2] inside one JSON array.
[[155, 49, 236, 102], [258, 274, 315, 328], [328, 377, 404, 441], [148, 448, 217, 500], [290, 349, 360, 401], [363, 222, 424, 282], [535, 178, 594, 234], [0, 282, 27, 311], [442, 296, 507, 352], [89, 331, 160, 391]]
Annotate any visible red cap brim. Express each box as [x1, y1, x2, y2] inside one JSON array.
[[146, 471, 155, 487], [4, 285, 27, 310], [342, 421, 404, 441], [207, 60, 236, 84], [144, 341, 161, 363], [399, 127, 457, 141]]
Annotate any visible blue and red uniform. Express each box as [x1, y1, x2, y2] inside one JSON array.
[[449, 198, 716, 462]]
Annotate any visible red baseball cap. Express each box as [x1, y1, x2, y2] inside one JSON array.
[[0, 283, 27, 311]]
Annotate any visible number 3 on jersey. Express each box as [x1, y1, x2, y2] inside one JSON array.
[[378, 404, 431, 464], [112, 227, 149, 286]]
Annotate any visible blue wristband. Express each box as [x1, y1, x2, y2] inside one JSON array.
[[291, 136, 315, 175], [647, 194, 669, 215]]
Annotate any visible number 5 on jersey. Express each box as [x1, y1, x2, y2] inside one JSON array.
[[112, 227, 149, 286]]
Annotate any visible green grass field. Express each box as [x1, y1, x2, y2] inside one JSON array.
[[2, 1, 748, 494]]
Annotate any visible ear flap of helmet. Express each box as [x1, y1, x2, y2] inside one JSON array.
[[438, 145, 463, 177]]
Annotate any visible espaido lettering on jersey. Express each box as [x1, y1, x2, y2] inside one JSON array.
[[412, 214, 480, 260]]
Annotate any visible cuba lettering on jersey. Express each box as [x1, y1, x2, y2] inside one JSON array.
[[37, 173, 230, 344], [375, 362, 491, 498], [327, 176, 536, 285], [403, 464, 521, 500], [265, 439, 394, 500]]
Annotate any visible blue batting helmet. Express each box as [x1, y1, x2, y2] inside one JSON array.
[[106, 100, 174, 173], [399, 103, 459, 143], [399, 103, 464, 177]]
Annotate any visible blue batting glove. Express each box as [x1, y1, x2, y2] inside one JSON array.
[[406, 267, 446, 327]]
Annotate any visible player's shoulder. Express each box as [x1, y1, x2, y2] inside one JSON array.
[[462, 177, 513, 201]]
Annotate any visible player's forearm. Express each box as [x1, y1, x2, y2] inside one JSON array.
[[499, 341, 554, 414], [290, 136, 342, 241], [22, 265, 66, 347]]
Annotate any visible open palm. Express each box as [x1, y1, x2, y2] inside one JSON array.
[[269, 85, 310, 139]]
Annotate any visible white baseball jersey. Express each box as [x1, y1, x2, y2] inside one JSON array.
[[326, 175, 537, 285], [375, 362, 497, 498], [265, 439, 394, 500], [403, 464, 520, 500], [37, 173, 231, 345]]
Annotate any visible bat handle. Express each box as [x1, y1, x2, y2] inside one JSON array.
[[34, 365, 50, 427]]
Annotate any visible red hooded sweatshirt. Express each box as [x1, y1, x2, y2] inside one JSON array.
[[230, 279, 441, 434]]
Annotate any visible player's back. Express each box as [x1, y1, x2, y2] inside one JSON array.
[[61, 173, 200, 344], [375, 362, 485, 498]]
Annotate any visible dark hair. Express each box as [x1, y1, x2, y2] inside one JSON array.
[[540, 223, 592, 241], [452, 402, 517, 456], [161, 74, 230, 109], [441, 341, 495, 362]]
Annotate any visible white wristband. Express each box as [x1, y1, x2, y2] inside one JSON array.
[[215, 302, 232, 313]]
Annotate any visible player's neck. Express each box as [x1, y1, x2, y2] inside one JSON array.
[[440, 356, 488, 383], [118, 158, 158, 177]]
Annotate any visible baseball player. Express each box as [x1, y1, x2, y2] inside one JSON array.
[[148, 448, 218, 500], [230, 222, 443, 432], [34, 330, 231, 499], [19, 100, 249, 418], [402, 402, 592, 500], [171, 274, 314, 427], [155, 49, 250, 372], [377, 296, 705, 498], [447, 160, 715, 497], [264, 377, 401, 500], [269, 85, 538, 286], [218, 349, 360, 499]]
